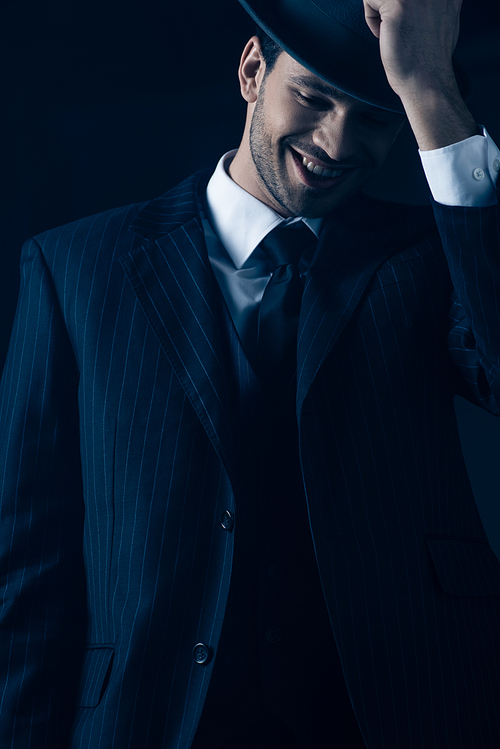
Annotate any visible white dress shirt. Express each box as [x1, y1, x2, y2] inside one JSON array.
[[203, 152, 321, 360], [420, 127, 500, 206], [204, 131, 499, 355]]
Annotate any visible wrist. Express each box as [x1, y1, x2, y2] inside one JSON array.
[[399, 85, 479, 151]]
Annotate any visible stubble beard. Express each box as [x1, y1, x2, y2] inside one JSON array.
[[249, 88, 328, 219]]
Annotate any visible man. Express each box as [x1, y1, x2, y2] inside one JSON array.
[[0, 0, 499, 746]]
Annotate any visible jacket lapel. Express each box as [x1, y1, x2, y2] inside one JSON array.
[[297, 192, 411, 417], [120, 175, 418, 468], [120, 170, 235, 481]]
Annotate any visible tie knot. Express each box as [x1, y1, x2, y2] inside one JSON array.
[[260, 223, 316, 268]]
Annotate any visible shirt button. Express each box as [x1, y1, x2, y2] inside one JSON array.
[[493, 158, 500, 173], [267, 563, 283, 580], [265, 626, 281, 643], [192, 643, 212, 665], [220, 510, 234, 531], [473, 167, 485, 180]]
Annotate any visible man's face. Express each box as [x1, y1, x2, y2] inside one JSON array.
[[236, 47, 405, 218]]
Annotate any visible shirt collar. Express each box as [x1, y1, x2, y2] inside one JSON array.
[[205, 150, 323, 270]]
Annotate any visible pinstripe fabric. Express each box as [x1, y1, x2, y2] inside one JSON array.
[[298, 192, 500, 748], [76, 648, 115, 708], [0, 167, 499, 747], [0, 172, 235, 748]]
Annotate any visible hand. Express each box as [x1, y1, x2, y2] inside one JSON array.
[[362, 0, 462, 98], [363, 0, 461, 98], [363, 0, 478, 150]]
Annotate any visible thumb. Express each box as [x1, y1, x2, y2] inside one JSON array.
[[363, 0, 382, 38]]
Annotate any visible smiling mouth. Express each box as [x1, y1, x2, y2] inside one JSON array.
[[290, 148, 352, 190], [300, 156, 343, 179]]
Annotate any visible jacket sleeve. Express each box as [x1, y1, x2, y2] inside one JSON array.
[[0, 238, 86, 747], [432, 196, 500, 414]]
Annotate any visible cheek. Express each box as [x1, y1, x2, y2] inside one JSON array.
[[270, 96, 316, 139]]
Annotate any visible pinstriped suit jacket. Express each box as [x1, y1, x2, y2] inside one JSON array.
[[1, 168, 500, 748]]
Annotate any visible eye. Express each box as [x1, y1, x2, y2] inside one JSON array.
[[294, 91, 329, 110]]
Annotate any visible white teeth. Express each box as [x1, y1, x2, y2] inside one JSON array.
[[302, 155, 342, 179]]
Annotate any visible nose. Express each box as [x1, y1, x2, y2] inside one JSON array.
[[312, 107, 359, 163]]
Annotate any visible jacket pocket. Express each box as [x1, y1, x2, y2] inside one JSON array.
[[426, 537, 500, 597], [76, 646, 115, 707]]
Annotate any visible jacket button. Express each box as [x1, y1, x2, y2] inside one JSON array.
[[265, 626, 281, 643], [267, 564, 283, 580], [220, 510, 234, 531], [248, 690, 264, 707], [193, 643, 212, 665]]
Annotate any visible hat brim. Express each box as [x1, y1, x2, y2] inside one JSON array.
[[239, 0, 471, 113]]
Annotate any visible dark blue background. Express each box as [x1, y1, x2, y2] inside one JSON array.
[[1, 0, 499, 553]]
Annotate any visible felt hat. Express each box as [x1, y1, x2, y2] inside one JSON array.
[[238, 0, 470, 113]]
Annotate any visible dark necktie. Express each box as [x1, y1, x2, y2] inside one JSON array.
[[254, 223, 317, 394]]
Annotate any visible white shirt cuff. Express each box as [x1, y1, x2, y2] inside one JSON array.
[[419, 126, 500, 207]]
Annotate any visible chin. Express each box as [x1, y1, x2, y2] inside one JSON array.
[[287, 173, 367, 218], [292, 189, 355, 219]]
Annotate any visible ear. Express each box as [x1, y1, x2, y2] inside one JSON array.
[[238, 36, 266, 104]]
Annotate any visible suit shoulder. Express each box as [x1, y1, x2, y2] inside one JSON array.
[[30, 200, 150, 263], [30, 169, 211, 268]]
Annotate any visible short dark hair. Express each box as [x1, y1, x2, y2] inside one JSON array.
[[255, 26, 282, 75]]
